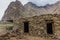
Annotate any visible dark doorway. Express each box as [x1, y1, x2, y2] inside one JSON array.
[[24, 21, 29, 33], [47, 23, 53, 34]]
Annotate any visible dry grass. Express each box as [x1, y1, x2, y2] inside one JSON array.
[[0, 23, 13, 28]]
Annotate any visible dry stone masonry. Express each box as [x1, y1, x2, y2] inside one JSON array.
[[1, 0, 60, 40]]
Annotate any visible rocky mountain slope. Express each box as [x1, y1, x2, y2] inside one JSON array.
[[2, 0, 24, 22], [1, 1, 60, 22], [24, 1, 60, 17]]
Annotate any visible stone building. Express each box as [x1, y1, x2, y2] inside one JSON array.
[[1, 0, 60, 40]]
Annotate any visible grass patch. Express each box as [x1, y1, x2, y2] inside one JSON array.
[[0, 23, 13, 29]]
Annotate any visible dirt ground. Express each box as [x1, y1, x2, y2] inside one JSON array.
[[9, 35, 56, 40], [0, 28, 7, 36]]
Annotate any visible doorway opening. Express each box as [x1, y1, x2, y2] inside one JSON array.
[[24, 21, 29, 33], [47, 22, 53, 34]]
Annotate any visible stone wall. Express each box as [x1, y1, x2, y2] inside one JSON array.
[[13, 14, 60, 39]]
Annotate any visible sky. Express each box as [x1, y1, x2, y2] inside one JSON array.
[[0, 0, 60, 20]]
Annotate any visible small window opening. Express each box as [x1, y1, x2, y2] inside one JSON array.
[[7, 20, 13, 23], [47, 22, 53, 34], [24, 21, 29, 33]]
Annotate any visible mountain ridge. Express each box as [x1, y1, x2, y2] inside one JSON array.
[[1, 0, 60, 22]]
